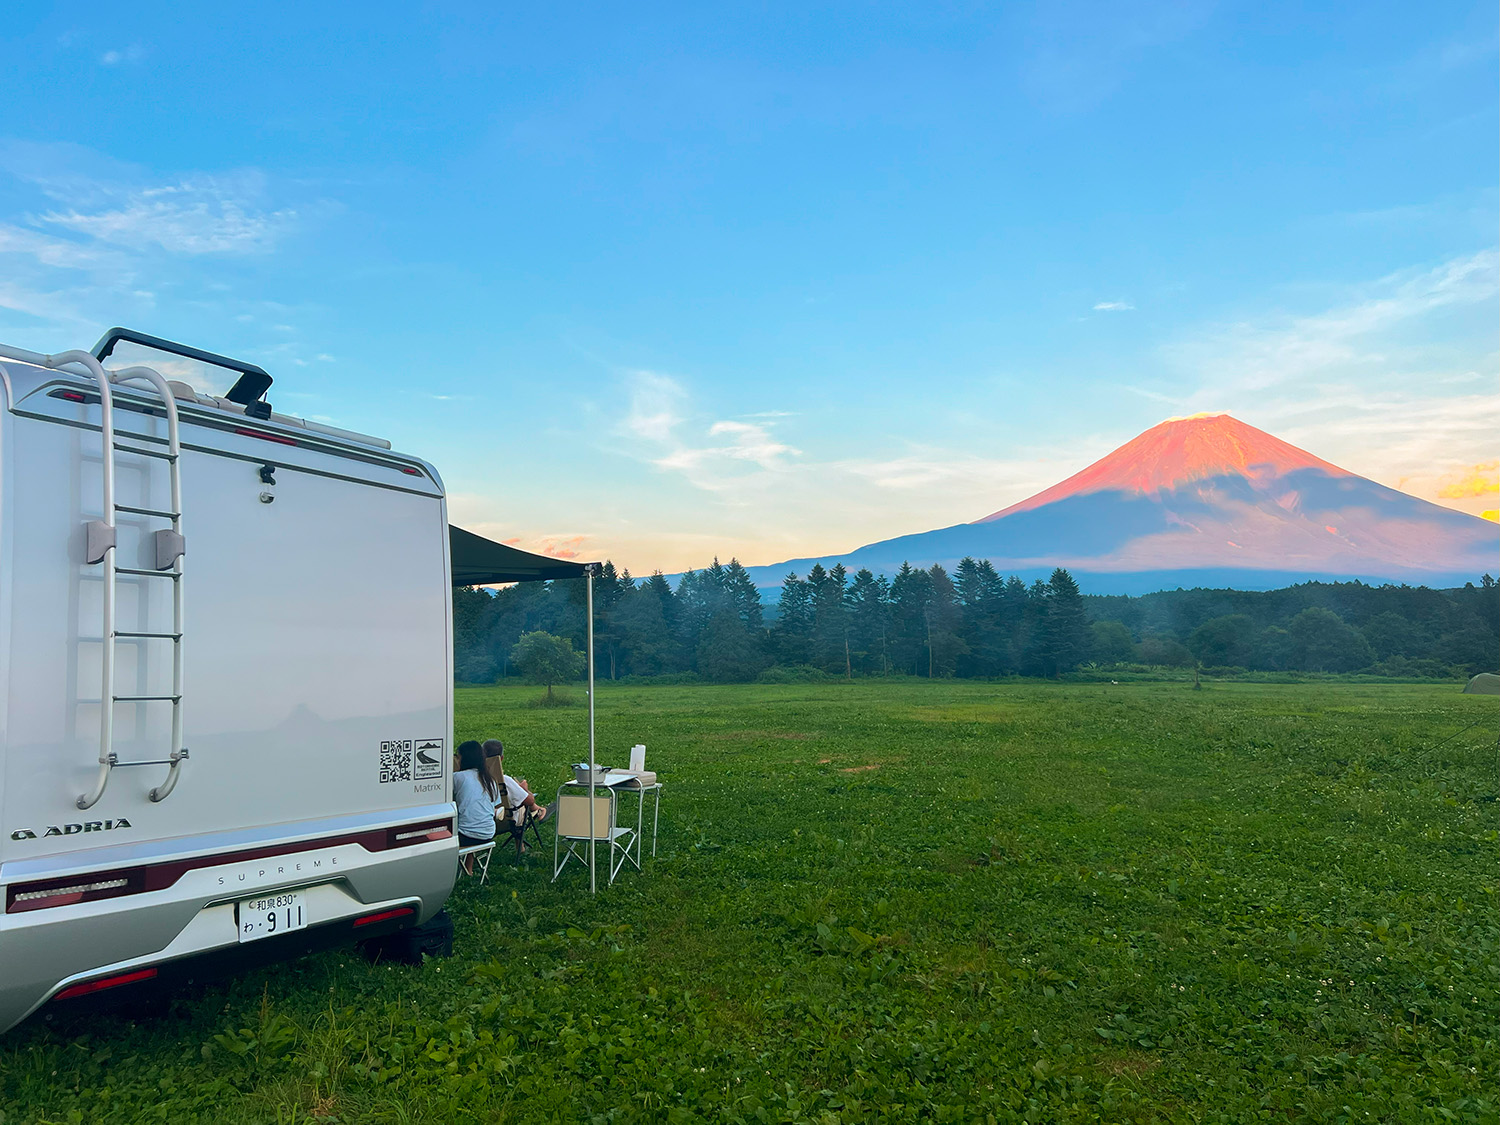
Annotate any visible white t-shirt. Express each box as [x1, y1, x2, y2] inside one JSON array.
[[498, 775, 529, 817]]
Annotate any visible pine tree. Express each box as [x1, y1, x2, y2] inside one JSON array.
[[811, 563, 851, 672], [847, 568, 890, 675], [625, 572, 681, 673], [723, 559, 765, 631], [774, 573, 814, 665], [696, 609, 770, 682], [890, 562, 934, 675], [926, 564, 966, 677], [1040, 567, 1090, 676], [592, 561, 632, 679]]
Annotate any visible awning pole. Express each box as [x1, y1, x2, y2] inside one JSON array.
[[586, 566, 596, 895]]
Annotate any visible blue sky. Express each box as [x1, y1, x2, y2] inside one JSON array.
[[1, 2, 1495, 573]]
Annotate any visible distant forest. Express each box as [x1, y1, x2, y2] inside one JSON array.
[[453, 559, 1500, 684]]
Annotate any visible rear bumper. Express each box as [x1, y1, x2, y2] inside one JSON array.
[[27, 905, 420, 1027], [0, 830, 456, 1033]]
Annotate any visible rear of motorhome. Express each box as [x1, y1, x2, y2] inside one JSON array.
[[0, 331, 460, 1031]]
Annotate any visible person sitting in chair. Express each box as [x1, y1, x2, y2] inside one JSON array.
[[482, 739, 549, 826], [453, 740, 499, 871]]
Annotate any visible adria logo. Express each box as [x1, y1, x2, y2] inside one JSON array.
[[10, 818, 133, 841]]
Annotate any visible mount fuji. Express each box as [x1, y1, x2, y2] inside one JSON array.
[[742, 414, 1498, 595]]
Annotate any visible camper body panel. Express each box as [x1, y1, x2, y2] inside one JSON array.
[[0, 361, 458, 1031]]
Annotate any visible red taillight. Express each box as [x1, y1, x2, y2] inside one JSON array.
[[7, 872, 143, 913], [233, 426, 297, 446], [400, 466, 421, 476], [60, 390, 86, 402], [6, 818, 452, 914], [53, 967, 157, 1001], [353, 907, 414, 928]]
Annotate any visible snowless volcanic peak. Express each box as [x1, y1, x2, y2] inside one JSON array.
[[978, 413, 1351, 521]]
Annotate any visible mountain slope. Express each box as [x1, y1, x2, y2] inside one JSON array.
[[742, 414, 1497, 594]]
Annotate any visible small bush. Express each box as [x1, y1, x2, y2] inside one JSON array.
[[756, 664, 835, 684]]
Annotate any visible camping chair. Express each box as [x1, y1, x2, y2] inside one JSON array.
[[494, 770, 547, 857], [457, 839, 495, 884], [552, 787, 636, 885]]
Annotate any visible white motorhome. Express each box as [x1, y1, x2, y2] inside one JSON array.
[[0, 329, 583, 1032]]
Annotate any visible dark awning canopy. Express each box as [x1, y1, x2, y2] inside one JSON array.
[[450, 525, 594, 585]]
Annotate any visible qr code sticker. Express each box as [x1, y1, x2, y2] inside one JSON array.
[[379, 740, 413, 783]]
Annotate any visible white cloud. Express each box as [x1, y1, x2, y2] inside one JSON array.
[[0, 141, 310, 347], [36, 172, 296, 256], [604, 366, 1077, 563], [1093, 300, 1134, 311], [621, 369, 685, 442], [1160, 248, 1500, 515], [654, 420, 798, 477], [100, 45, 146, 66]]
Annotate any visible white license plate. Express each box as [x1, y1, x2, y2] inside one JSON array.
[[237, 891, 308, 943]]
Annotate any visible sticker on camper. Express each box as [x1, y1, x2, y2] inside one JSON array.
[[379, 739, 414, 783], [412, 738, 444, 780]]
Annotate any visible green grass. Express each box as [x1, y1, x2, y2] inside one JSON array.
[[2, 681, 1496, 1123]]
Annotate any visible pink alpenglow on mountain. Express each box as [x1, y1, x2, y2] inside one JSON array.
[[978, 413, 1351, 520], [744, 413, 1499, 595]]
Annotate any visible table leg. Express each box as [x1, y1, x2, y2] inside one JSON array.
[[651, 785, 660, 857]]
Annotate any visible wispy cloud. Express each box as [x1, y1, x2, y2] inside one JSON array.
[[655, 420, 799, 478], [618, 369, 801, 491], [1093, 300, 1134, 312], [34, 172, 296, 256], [622, 369, 685, 442], [1161, 248, 1500, 515], [0, 140, 312, 349], [607, 367, 1074, 559], [100, 44, 147, 66], [837, 450, 1055, 499], [1123, 384, 1184, 406]]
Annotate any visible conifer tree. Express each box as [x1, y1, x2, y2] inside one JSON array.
[[1040, 567, 1090, 676], [890, 562, 934, 675], [811, 562, 851, 672], [847, 568, 891, 675], [926, 564, 966, 677], [774, 573, 814, 665]]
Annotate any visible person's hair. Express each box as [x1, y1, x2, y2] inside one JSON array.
[[481, 739, 503, 758], [458, 740, 498, 799]]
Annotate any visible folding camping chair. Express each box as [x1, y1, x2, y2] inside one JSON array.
[[457, 839, 495, 884], [551, 787, 636, 885], [494, 766, 547, 857], [496, 798, 546, 856]]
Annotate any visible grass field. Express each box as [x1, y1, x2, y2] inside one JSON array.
[[1, 681, 1496, 1123]]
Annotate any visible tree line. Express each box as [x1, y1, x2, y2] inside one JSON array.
[[452, 559, 1499, 684]]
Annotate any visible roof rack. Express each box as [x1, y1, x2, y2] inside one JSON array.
[[92, 327, 272, 406]]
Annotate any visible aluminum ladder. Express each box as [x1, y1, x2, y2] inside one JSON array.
[[0, 346, 188, 809]]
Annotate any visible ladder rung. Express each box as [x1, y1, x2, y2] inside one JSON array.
[[114, 630, 182, 639], [111, 758, 181, 768], [116, 567, 180, 579], [114, 443, 178, 462], [113, 694, 181, 702], [115, 504, 179, 519]]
